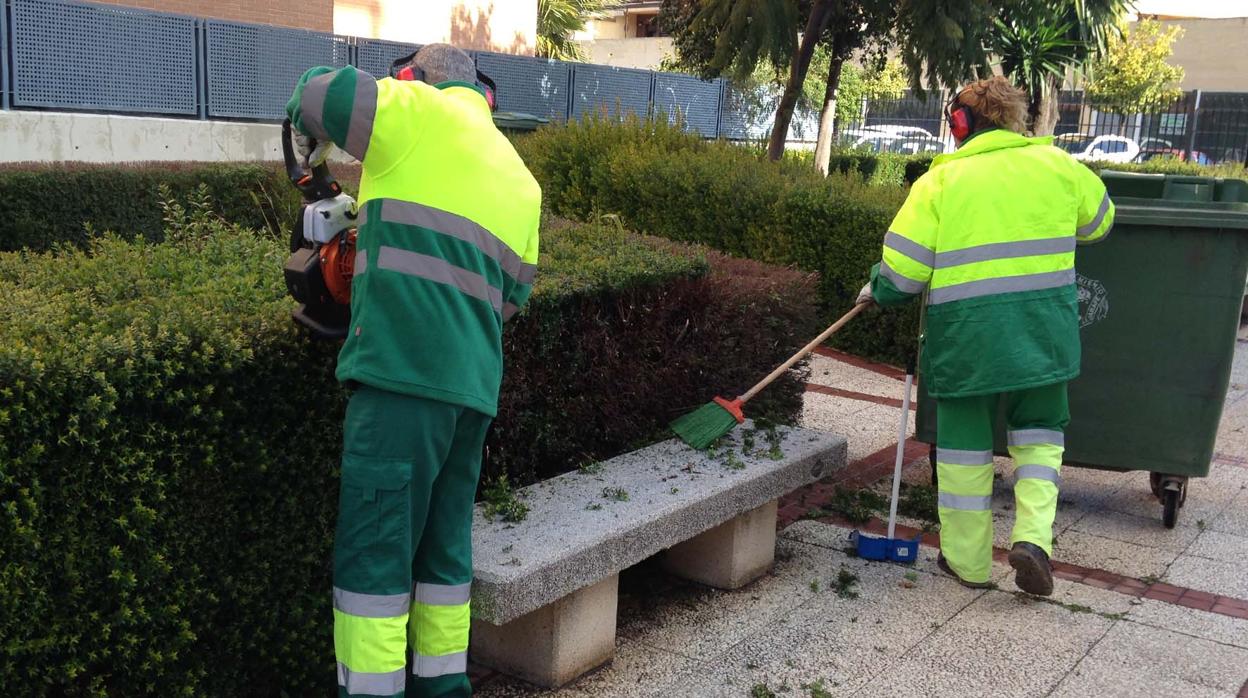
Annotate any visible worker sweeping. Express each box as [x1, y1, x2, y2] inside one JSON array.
[[286, 44, 541, 697], [856, 77, 1113, 596]]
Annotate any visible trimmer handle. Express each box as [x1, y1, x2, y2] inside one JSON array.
[[282, 119, 342, 203]]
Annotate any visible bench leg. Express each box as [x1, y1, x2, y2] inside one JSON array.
[[469, 574, 618, 688], [662, 499, 778, 589]]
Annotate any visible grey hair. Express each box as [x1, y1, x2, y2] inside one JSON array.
[[408, 43, 476, 86]]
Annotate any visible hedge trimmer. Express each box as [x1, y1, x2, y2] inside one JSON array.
[[280, 119, 358, 339]]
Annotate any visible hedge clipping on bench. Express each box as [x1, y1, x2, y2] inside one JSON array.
[[0, 194, 818, 694]]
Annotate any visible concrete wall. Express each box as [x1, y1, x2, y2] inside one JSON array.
[[580, 38, 672, 70], [334, 0, 537, 54], [1153, 17, 1248, 91], [94, 0, 333, 31], [0, 111, 356, 164]]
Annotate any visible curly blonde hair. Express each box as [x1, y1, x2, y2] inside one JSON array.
[[956, 77, 1029, 134]]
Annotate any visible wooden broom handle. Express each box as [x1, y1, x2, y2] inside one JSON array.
[[739, 303, 869, 404]]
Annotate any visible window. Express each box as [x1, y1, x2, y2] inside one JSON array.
[[634, 14, 666, 38]]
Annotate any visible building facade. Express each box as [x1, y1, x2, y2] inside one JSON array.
[[575, 1, 671, 69], [91, 0, 538, 54]]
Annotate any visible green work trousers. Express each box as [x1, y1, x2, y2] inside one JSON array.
[[936, 382, 1069, 584], [333, 386, 491, 698]]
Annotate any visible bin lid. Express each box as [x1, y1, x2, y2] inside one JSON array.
[[492, 111, 550, 132], [1100, 171, 1248, 229]]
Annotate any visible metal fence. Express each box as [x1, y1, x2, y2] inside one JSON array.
[[0, 0, 729, 133], [838, 89, 1248, 166], [4, 0, 1248, 162]]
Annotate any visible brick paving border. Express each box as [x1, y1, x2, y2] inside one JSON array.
[[777, 439, 1248, 623], [804, 383, 916, 411], [811, 346, 907, 381]]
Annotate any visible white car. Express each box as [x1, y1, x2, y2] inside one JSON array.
[[839, 126, 952, 155], [1053, 133, 1141, 163]]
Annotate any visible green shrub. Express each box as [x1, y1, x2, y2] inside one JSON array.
[[0, 162, 300, 251], [517, 116, 918, 363], [0, 198, 817, 694]]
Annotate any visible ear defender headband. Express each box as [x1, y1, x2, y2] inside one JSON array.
[[946, 93, 974, 141], [389, 50, 498, 112]]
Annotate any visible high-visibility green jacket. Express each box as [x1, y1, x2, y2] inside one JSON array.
[[287, 66, 542, 417], [869, 128, 1114, 398]]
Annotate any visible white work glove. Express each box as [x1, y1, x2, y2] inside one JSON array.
[[856, 282, 876, 306], [294, 128, 333, 168]]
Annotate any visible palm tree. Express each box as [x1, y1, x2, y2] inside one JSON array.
[[989, 0, 1130, 134], [537, 0, 615, 62]]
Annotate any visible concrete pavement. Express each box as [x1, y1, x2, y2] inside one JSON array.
[[475, 338, 1248, 697]]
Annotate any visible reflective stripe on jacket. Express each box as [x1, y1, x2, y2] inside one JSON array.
[[869, 128, 1114, 398], [287, 66, 542, 416]]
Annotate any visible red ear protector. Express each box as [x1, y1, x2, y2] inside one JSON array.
[[390, 50, 498, 112], [946, 94, 974, 142]]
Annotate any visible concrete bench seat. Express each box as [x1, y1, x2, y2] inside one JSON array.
[[469, 423, 847, 687]]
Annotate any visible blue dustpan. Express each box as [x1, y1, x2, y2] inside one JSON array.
[[850, 370, 920, 565], [850, 529, 921, 562]]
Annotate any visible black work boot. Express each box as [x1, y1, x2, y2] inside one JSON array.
[[1009, 542, 1054, 596], [936, 554, 994, 589]]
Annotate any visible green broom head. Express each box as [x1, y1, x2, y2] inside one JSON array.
[[671, 396, 745, 450]]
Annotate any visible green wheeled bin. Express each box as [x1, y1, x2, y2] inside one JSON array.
[[915, 172, 1248, 529]]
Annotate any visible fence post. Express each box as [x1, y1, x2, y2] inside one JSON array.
[[713, 78, 724, 139], [194, 19, 206, 119], [1185, 89, 1201, 162], [1, 0, 10, 111]]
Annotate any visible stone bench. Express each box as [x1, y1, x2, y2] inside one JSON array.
[[468, 423, 847, 687]]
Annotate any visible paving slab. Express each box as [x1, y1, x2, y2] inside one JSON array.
[[1045, 528, 1180, 580], [708, 539, 986, 696], [1055, 619, 1248, 695], [801, 396, 908, 465], [474, 639, 698, 698], [1067, 507, 1203, 552], [852, 656, 1026, 698], [615, 539, 817, 661], [808, 354, 905, 400], [471, 424, 846, 625], [1210, 489, 1248, 535], [1128, 599, 1248, 650], [1164, 554, 1248, 598], [901, 589, 1117, 695], [1186, 529, 1248, 561]]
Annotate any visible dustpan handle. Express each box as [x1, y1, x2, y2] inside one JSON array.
[[886, 371, 915, 541]]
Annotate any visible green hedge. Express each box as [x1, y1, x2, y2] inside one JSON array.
[[0, 200, 817, 694], [517, 114, 916, 363], [517, 116, 1248, 363], [799, 147, 1248, 187], [0, 162, 299, 251]]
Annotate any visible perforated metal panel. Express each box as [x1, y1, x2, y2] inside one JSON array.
[[653, 74, 721, 137], [355, 38, 421, 79], [718, 84, 770, 141], [205, 20, 349, 120], [570, 64, 651, 120], [475, 52, 569, 121], [11, 0, 196, 114]]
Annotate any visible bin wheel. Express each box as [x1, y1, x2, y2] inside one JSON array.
[[930, 445, 939, 488], [1162, 488, 1180, 529]]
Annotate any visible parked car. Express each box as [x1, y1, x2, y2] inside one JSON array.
[[1135, 148, 1213, 166], [1053, 133, 1141, 163], [1139, 138, 1174, 151], [839, 126, 952, 154], [887, 137, 947, 155]]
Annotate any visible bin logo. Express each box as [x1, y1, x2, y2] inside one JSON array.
[[1077, 274, 1108, 328]]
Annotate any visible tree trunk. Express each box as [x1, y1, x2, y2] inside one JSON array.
[[1031, 76, 1063, 136], [765, 1, 833, 162], [813, 54, 845, 175]]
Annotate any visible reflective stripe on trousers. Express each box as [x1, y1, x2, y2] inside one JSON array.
[[409, 582, 472, 679], [1007, 429, 1063, 554]]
